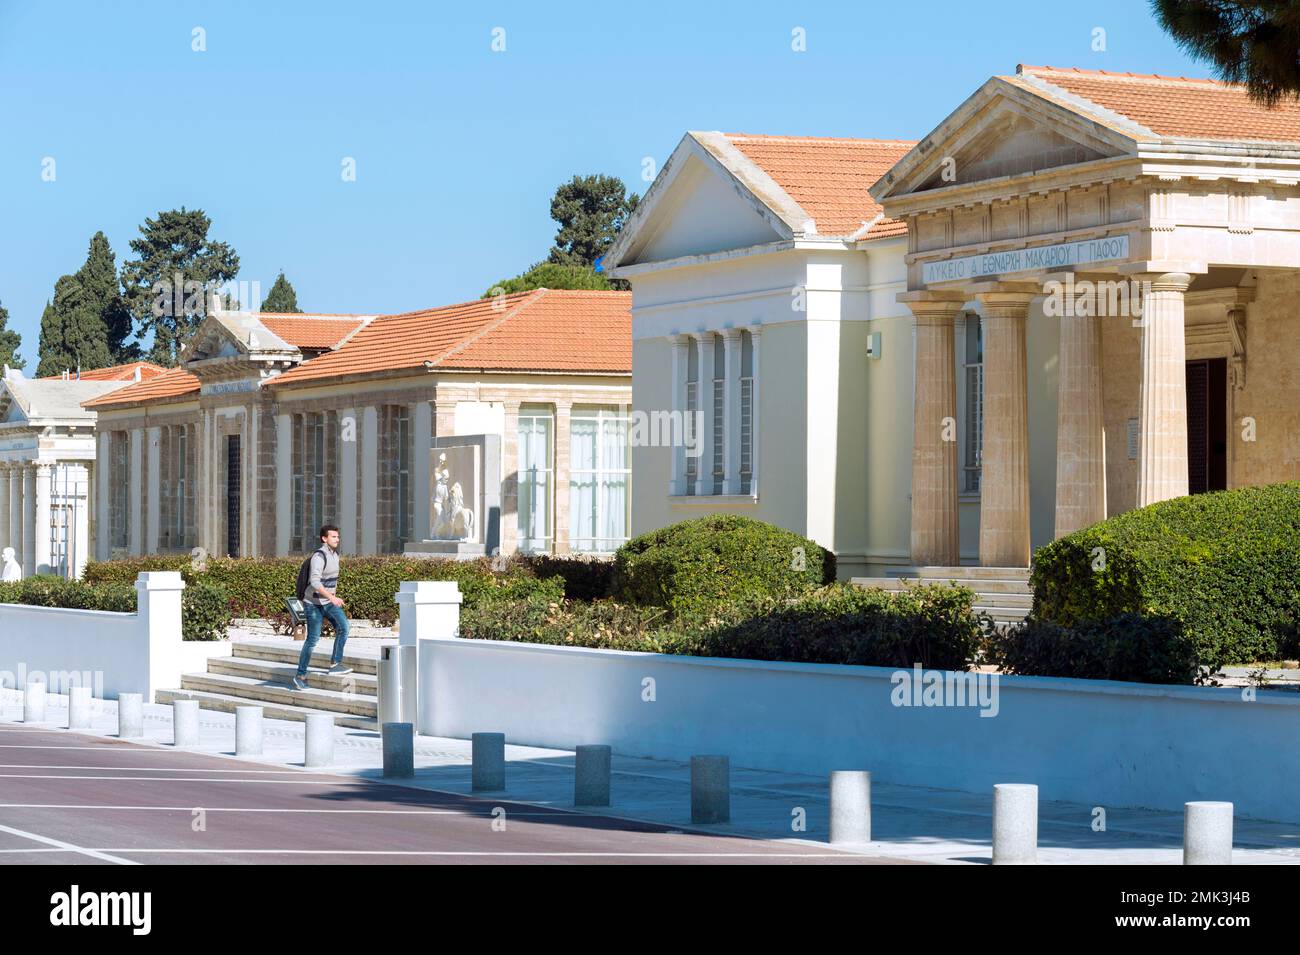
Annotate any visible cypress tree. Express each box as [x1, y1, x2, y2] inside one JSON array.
[[260, 272, 302, 313]]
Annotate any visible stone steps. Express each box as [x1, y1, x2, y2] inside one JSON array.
[[852, 565, 1033, 625], [155, 687, 378, 732], [175, 671, 377, 718], [207, 655, 378, 696], [231, 642, 381, 676]]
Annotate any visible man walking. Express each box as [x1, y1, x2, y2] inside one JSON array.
[[293, 524, 352, 690]]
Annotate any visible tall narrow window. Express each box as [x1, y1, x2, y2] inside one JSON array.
[[517, 408, 553, 552], [110, 432, 128, 550], [740, 331, 754, 495], [684, 338, 698, 495], [291, 414, 304, 547], [311, 414, 325, 536], [964, 316, 984, 494], [569, 407, 630, 552], [175, 426, 188, 548]]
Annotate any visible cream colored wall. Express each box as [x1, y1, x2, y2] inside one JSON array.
[[1230, 270, 1300, 486]]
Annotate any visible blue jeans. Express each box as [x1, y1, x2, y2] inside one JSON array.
[[297, 602, 349, 677]]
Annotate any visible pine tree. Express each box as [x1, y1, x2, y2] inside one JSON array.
[[76, 231, 138, 363], [260, 272, 302, 313], [0, 300, 24, 370], [120, 208, 240, 366], [1152, 0, 1300, 106], [547, 174, 640, 269]]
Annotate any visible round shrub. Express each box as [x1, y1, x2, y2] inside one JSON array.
[[988, 614, 1198, 685], [1031, 482, 1300, 671], [612, 515, 835, 618]]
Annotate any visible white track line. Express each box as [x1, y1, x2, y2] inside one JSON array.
[[0, 773, 351, 784], [0, 803, 570, 817], [0, 822, 137, 865], [62, 848, 849, 858], [0, 764, 310, 773]]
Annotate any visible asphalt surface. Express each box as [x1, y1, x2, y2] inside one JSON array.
[[0, 726, 912, 865]]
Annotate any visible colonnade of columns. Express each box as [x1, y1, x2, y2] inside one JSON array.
[[902, 270, 1193, 567], [0, 459, 92, 577]]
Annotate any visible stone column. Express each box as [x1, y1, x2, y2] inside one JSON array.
[[72, 465, 90, 579], [1054, 284, 1107, 537], [22, 466, 35, 575], [1135, 272, 1193, 506], [899, 291, 966, 566], [33, 464, 52, 575], [146, 427, 161, 554], [0, 465, 10, 553], [553, 400, 572, 555], [129, 428, 144, 556], [412, 400, 432, 542], [669, 334, 689, 496], [501, 400, 521, 555], [749, 327, 762, 496], [274, 413, 292, 555], [721, 329, 743, 495], [10, 463, 25, 567], [696, 333, 718, 496], [361, 406, 378, 554], [338, 409, 358, 553], [974, 284, 1037, 568]]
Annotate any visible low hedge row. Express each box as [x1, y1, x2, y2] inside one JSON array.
[[83, 554, 577, 626], [0, 575, 231, 642], [1030, 482, 1300, 671], [458, 582, 987, 670], [987, 613, 1199, 685]]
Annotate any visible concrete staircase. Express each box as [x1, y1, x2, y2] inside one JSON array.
[[850, 565, 1033, 626], [156, 641, 380, 731]]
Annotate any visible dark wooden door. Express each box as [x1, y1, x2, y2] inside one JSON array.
[[226, 435, 241, 557], [1185, 358, 1227, 494]]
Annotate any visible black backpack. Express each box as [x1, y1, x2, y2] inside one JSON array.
[[295, 547, 326, 601]]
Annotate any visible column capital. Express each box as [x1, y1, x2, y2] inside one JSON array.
[[899, 290, 968, 323], [971, 281, 1040, 313], [720, 327, 744, 343], [1117, 260, 1205, 282]]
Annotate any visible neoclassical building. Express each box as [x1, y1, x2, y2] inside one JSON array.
[[608, 65, 1300, 575], [0, 361, 166, 578], [85, 291, 632, 561]]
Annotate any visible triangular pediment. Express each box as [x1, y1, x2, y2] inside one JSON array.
[[0, 383, 26, 425], [605, 133, 802, 271], [873, 77, 1139, 202]]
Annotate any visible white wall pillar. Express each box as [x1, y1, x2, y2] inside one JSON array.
[[9, 464, 24, 569], [750, 327, 762, 497], [1136, 271, 1193, 507], [20, 466, 35, 575], [275, 413, 292, 555], [974, 285, 1037, 568], [722, 329, 743, 495], [128, 428, 144, 556], [696, 334, 717, 496], [361, 405, 378, 554], [900, 292, 966, 566], [145, 427, 161, 554], [339, 408, 358, 553], [553, 401, 572, 554], [136, 571, 185, 700], [33, 464, 52, 575], [246, 406, 258, 558], [72, 465, 90, 579], [412, 401, 432, 540], [669, 335, 689, 496]]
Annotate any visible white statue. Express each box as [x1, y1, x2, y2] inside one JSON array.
[[430, 453, 475, 541], [1, 547, 20, 583]]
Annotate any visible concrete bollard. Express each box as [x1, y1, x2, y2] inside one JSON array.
[[235, 705, 263, 756], [992, 783, 1038, 865], [382, 722, 414, 778], [471, 732, 506, 792], [304, 714, 334, 768], [67, 686, 93, 730], [172, 699, 200, 747], [117, 693, 144, 738], [23, 681, 46, 723], [691, 755, 730, 824], [377, 647, 401, 727], [1184, 801, 1233, 865], [829, 770, 872, 844], [574, 744, 612, 806]]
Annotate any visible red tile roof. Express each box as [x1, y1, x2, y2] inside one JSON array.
[[257, 314, 368, 349], [82, 366, 200, 409], [270, 289, 631, 387], [1016, 65, 1300, 144], [724, 134, 915, 239], [42, 360, 167, 382]]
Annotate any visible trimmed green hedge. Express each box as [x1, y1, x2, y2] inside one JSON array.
[[1030, 482, 1300, 671], [0, 575, 231, 642], [613, 515, 835, 618], [988, 614, 1198, 685], [459, 582, 985, 670], [83, 555, 575, 626]]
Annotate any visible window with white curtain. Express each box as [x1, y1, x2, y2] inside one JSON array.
[[740, 330, 753, 495], [710, 335, 724, 496], [517, 408, 553, 552], [569, 407, 630, 553]]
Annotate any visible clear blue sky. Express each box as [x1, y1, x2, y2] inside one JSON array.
[[0, 0, 1206, 366]]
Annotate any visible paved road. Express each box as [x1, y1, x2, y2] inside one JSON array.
[[0, 726, 911, 865]]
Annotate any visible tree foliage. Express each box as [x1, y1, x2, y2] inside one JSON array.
[[546, 174, 640, 268], [36, 232, 138, 377], [260, 271, 302, 313], [0, 300, 24, 370], [481, 262, 612, 298], [1151, 0, 1300, 105], [120, 208, 240, 365]]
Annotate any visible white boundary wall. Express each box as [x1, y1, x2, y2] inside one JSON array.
[[416, 623, 1300, 824], [0, 571, 185, 700]]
